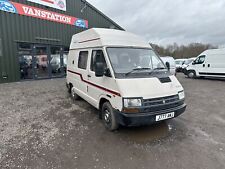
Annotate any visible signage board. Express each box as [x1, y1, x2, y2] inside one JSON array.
[[28, 0, 66, 11], [0, 0, 88, 28]]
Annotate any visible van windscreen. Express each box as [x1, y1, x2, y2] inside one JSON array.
[[106, 47, 166, 75]]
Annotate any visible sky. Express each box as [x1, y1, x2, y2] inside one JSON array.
[[87, 0, 225, 46]]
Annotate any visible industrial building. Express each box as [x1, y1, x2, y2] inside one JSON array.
[[0, 0, 123, 83]]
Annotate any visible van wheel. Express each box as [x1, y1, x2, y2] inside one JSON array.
[[187, 70, 196, 78], [71, 87, 80, 100], [67, 84, 72, 93], [102, 102, 119, 131]]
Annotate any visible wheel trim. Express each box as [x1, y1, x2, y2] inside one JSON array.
[[104, 109, 112, 126], [188, 71, 194, 78]]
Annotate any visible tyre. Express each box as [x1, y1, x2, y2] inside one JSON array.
[[102, 102, 119, 131], [71, 87, 80, 100], [67, 83, 72, 93], [187, 70, 196, 78]]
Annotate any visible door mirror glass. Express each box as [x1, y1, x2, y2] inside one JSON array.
[[91, 50, 110, 77], [165, 62, 170, 70], [95, 62, 104, 77]]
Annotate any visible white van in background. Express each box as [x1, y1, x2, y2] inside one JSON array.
[[181, 57, 196, 72], [66, 28, 186, 131], [185, 49, 225, 78], [161, 56, 176, 75], [175, 59, 186, 72]]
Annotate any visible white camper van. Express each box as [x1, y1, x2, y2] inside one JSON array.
[[185, 49, 225, 78], [160, 56, 176, 75], [66, 28, 186, 131]]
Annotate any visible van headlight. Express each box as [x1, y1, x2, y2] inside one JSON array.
[[123, 98, 142, 107], [178, 91, 185, 100]]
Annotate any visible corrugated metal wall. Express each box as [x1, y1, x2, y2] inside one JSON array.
[[0, 0, 123, 83]]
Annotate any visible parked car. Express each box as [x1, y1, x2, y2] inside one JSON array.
[[50, 55, 67, 73], [185, 48, 225, 78], [175, 59, 186, 72], [181, 57, 196, 72], [66, 28, 186, 131], [161, 56, 176, 75]]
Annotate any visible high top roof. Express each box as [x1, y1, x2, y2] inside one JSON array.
[[70, 28, 151, 49], [201, 48, 225, 55]]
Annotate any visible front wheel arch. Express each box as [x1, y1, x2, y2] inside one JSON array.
[[98, 97, 110, 119], [187, 70, 196, 78], [102, 102, 119, 131], [67, 83, 73, 93]]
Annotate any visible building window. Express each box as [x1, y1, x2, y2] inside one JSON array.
[[0, 38, 2, 57], [18, 43, 32, 51], [63, 47, 69, 74], [78, 51, 88, 69]]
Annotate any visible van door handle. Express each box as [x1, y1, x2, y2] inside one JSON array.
[[87, 75, 91, 78], [208, 64, 210, 67]]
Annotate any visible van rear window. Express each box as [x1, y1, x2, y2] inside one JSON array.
[[78, 51, 88, 69]]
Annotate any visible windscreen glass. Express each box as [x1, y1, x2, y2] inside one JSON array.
[[107, 47, 165, 74], [185, 59, 194, 64], [175, 60, 184, 65]]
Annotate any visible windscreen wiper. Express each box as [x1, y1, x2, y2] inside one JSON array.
[[125, 67, 152, 76], [149, 67, 167, 75]]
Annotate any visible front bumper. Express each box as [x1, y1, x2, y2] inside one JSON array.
[[176, 67, 183, 72], [183, 68, 188, 75], [115, 103, 186, 127]]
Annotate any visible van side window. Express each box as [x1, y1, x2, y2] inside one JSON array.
[[78, 51, 88, 69], [91, 50, 107, 72], [195, 55, 205, 64]]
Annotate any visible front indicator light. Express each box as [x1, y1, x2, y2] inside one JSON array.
[[178, 91, 185, 100], [122, 108, 140, 113]]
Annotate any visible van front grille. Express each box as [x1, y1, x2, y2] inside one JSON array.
[[143, 94, 179, 107], [142, 95, 183, 113], [143, 101, 184, 113]]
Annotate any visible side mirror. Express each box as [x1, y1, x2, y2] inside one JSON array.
[[165, 62, 170, 70], [95, 62, 104, 77], [192, 62, 195, 65]]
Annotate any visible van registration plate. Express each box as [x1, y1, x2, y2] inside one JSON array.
[[156, 112, 175, 122]]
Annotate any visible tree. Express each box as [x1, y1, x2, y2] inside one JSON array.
[[150, 43, 218, 59]]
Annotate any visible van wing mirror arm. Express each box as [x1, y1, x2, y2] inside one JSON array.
[[104, 68, 112, 77]]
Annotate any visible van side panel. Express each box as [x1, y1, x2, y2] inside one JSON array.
[[87, 70, 122, 109], [67, 49, 90, 102], [67, 48, 123, 110], [204, 54, 225, 76], [187, 50, 225, 78], [86, 48, 122, 110]]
